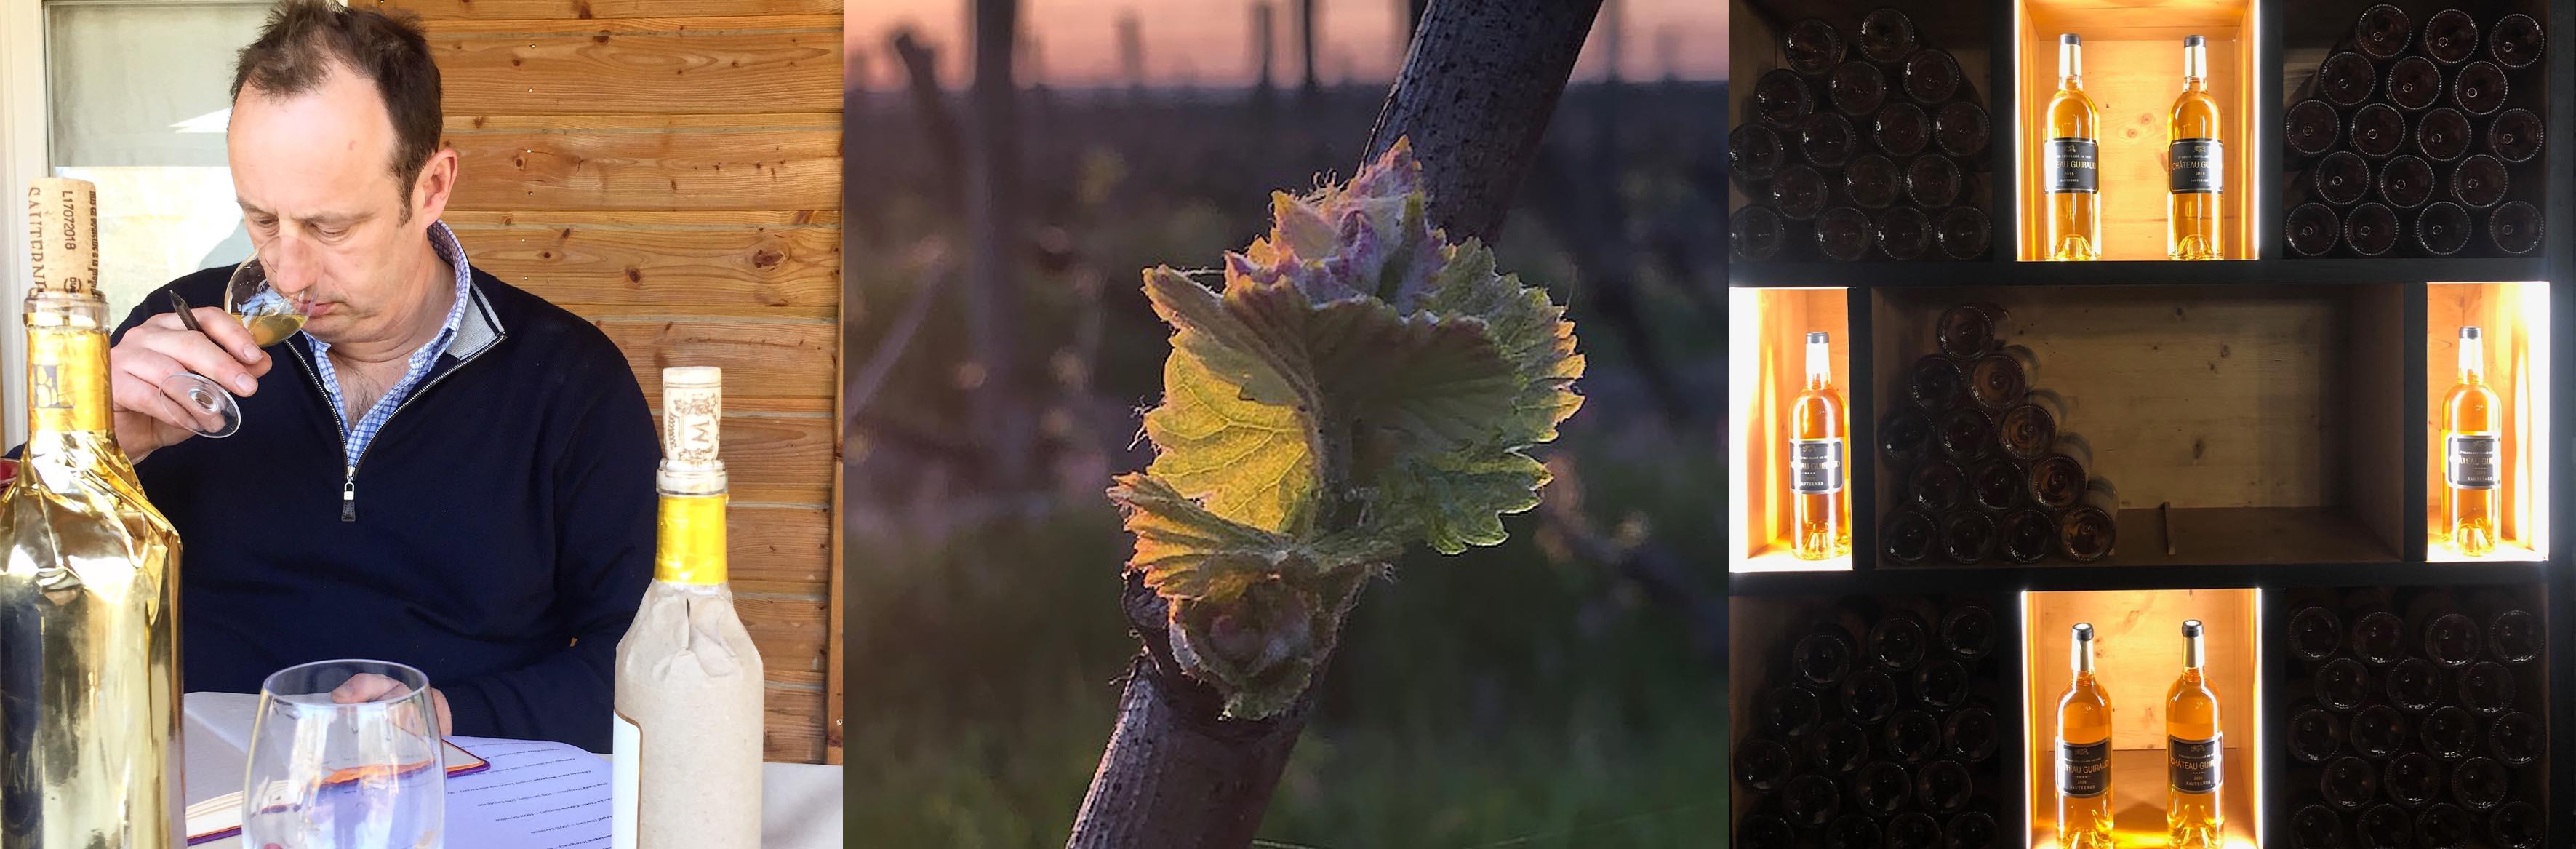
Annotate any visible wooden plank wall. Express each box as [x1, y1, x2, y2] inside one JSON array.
[[375, 0, 843, 765]]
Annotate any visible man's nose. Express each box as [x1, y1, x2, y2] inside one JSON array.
[[263, 236, 320, 298]]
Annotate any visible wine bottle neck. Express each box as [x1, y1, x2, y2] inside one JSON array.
[[1806, 334, 1832, 388], [2073, 637, 2095, 674], [2460, 333, 2484, 382], [2060, 41, 2083, 81], [2183, 43, 2207, 84], [2184, 633, 2204, 669], [654, 491, 730, 585], [23, 297, 116, 440]]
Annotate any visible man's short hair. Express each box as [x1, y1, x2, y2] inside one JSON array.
[[231, 0, 442, 215]]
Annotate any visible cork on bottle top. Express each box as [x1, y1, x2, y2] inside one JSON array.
[[25, 177, 102, 300], [658, 366, 727, 493]]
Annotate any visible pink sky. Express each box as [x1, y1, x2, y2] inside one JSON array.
[[848, 0, 1727, 89]]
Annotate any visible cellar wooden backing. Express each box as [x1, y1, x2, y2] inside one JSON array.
[[1727, 0, 2576, 844], [2015, 0, 2261, 260], [377, 0, 844, 764]]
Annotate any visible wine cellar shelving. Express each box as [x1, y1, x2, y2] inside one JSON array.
[[1727, 0, 2573, 844]]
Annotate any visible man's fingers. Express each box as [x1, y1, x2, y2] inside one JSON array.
[[191, 306, 271, 365], [129, 323, 260, 395], [330, 672, 416, 703], [108, 346, 221, 434]]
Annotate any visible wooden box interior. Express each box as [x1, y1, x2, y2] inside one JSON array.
[[1734, 287, 1857, 570], [2016, 0, 2261, 259], [1729, 0, 1999, 215], [1871, 284, 2407, 566], [2023, 589, 2263, 848], [2425, 281, 2552, 561]]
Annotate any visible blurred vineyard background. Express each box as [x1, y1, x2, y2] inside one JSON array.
[[845, 1, 1733, 844]]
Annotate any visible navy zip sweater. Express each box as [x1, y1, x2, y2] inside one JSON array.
[[111, 266, 655, 752]]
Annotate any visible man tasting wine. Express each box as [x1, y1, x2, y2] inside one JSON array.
[[97, 0, 655, 750]]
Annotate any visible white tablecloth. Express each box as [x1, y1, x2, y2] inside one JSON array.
[[185, 693, 841, 848]]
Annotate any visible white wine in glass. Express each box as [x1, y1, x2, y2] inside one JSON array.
[[152, 254, 313, 438]]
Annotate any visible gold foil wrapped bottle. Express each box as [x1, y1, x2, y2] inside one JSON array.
[[1, 178, 185, 845], [610, 366, 762, 849]]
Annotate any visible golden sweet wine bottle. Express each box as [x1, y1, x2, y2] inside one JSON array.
[[2167, 619, 2224, 848], [2168, 35, 2223, 260], [0, 177, 185, 847], [2045, 33, 2102, 260], [2057, 622, 2116, 849], [612, 367, 764, 849], [2444, 326, 2499, 556], [1791, 332, 1848, 559]]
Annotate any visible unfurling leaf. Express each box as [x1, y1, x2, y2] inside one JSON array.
[[1113, 137, 1584, 719]]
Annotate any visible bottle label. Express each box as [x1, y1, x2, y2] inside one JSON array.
[[2169, 734, 2223, 792], [2059, 738, 2111, 797], [2046, 138, 2100, 194], [2448, 434, 2498, 490], [2169, 138, 2223, 193], [1791, 438, 1844, 494], [610, 709, 641, 849]]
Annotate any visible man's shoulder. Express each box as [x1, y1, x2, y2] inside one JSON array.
[[465, 269, 631, 377]]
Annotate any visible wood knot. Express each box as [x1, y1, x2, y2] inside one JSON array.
[[624, 268, 644, 284], [751, 248, 785, 269]]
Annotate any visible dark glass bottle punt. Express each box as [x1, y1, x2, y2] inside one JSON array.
[[2359, 804, 2412, 847], [1914, 759, 1971, 813], [1873, 103, 1931, 156], [2289, 606, 2344, 660], [2319, 51, 2378, 106], [2345, 202, 2399, 257], [1801, 113, 1858, 168], [1997, 390, 2064, 461], [2417, 202, 2472, 255], [2423, 612, 2482, 667], [1935, 303, 2005, 359], [1847, 154, 1903, 209], [1884, 812, 1942, 849], [1735, 736, 1795, 791], [1938, 511, 1996, 565], [1857, 8, 1918, 64], [1731, 207, 1788, 262], [1784, 772, 1844, 826], [2288, 706, 2343, 763], [1870, 613, 1932, 672], [2379, 154, 2435, 209], [1881, 407, 1935, 464], [1944, 705, 1999, 762], [1999, 509, 2054, 564], [1773, 164, 1830, 221], [1934, 101, 1990, 158], [2314, 151, 2373, 205], [2450, 756, 2508, 810], [1900, 49, 1959, 103], [1764, 684, 1825, 736], [2028, 447, 2089, 511], [1754, 68, 1817, 129], [2386, 56, 2442, 111], [2287, 202, 2344, 258], [1967, 460, 2024, 513], [1935, 207, 1991, 260], [1737, 814, 1797, 849], [1913, 658, 1971, 711], [1886, 709, 1943, 762], [1824, 815, 1881, 849], [2451, 61, 2508, 116], [1810, 721, 1871, 775], [2489, 800, 2545, 849], [2351, 703, 2408, 760], [1784, 18, 1847, 76], [1912, 460, 1967, 514], [2488, 201, 2542, 255], [1939, 606, 1995, 661], [1884, 509, 1939, 565], [2450, 154, 2508, 210], [1876, 207, 1934, 260], [2420, 705, 2480, 760], [2487, 14, 2545, 70], [2383, 751, 2443, 807], [2416, 802, 2475, 849], [1829, 60, 1889, 117], [1905, 154, 1962, 207], [1936, 408, 1995, 463], [2488, 108, 2542, 164], [2386, 657, 2444, 711], [2420, 9, 2479, 65], [2352, 610, 2407, 665], [1916, 351, 1968, 407], [2487, 711, 2542, 765], [1841, 669, 1901, 724], [1816, 206, 1873, 261], [2353, 4, 2412, 60], [1850, 761, 1911, 816], [2321, 756, 2381, 810], [2287, 99, 2341, 156], [2292, 805, 2348, 849], [2350, 103, 2406, 158], [1944, 810, 1997, 849], [1731, 124, 1788, 183], [2455, 661, 2513, 715], [1967, 346, 2033, 410], [1794, 626, 1859, 687], [2487, 609, 2540, 664], [2316, 657, 2371, 710], [2417, 107, 2472, 162], [2057, 477, 2116, 562]]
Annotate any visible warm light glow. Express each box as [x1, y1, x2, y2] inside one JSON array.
[[2025, 591, 2263, 847], [1729, 287, 1852, 572], [2430, 281, 2548, 562]]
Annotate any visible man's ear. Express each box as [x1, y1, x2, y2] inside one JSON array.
[[412, 148, 460, 225]]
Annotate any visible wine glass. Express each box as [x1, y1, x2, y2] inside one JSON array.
[[151, 254, 313, 439], [243, 659, 445, 849]]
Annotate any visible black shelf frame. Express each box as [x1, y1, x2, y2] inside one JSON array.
[[1726, 0, 2576, 845]]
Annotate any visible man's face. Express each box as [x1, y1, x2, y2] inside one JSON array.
[[228, 65, 451, 343]]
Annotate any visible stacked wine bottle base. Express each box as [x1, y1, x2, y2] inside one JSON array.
[[2283, 5, 2548, 258], [1879, 302, 2117, 565], [1730, 7, 1996, 263], [2277, 587, 2546, 849], [1733, 595, 2009, 849]]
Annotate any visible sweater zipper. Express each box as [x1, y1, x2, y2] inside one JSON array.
[[294, 335, 503, 522]]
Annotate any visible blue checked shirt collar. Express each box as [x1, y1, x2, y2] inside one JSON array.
[[305, 220, 475, 467]]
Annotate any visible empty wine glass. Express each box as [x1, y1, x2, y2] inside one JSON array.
[[151, 253, 313, 439], [243, 659, 444, 849]]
